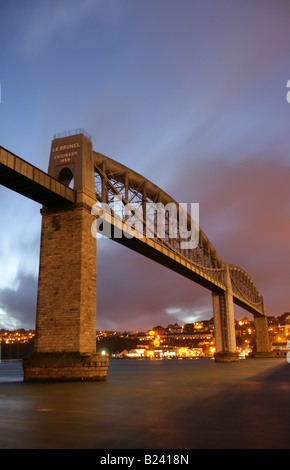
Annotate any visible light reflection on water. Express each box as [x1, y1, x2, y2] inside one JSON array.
[[0, 358, 289, 449], [0, 360, 23, 382]]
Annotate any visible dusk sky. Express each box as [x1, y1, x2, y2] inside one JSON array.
[[0, 0, 290, 332]]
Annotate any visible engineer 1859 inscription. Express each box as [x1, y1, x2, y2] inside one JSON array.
[[52, 142, 80, 164], [48, 131, 95, 197]]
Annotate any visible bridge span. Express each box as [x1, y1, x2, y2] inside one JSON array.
[[0, 129, 271, 381]]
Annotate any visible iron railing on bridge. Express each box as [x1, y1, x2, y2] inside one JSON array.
[[53, 128, 92, 141]]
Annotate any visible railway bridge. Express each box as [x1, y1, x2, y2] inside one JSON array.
[[0, 129, 271, 381]]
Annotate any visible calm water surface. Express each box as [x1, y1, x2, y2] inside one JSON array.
[[0, 358, 289, 449]]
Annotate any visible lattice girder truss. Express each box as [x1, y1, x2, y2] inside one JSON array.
[[93, 151, 264, 316]]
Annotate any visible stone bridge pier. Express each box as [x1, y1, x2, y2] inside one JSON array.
[[212, 264, 271, 362], [253, 310, 271, 357], [23, 132, 109, 381], [212, 264, 238, 362]]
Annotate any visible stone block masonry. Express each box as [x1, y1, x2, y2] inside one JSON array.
[[253, 315, 273, 358], [35, 205, 97, 354], [23, 352, 108, 382]]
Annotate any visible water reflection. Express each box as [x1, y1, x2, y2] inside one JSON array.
[[0, 358, 289, 449]]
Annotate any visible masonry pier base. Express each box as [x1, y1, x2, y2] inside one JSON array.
[[23, 352, 109, 382], [252, 351, 274, 359], [214, 351, 239, 363]]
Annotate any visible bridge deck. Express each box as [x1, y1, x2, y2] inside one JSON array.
[[0, 146, 76, 207], [94, 206, 265, 316], [94, 207, 227, 293]]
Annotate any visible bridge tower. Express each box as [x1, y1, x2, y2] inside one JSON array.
[[253, 297, 271, 357], [212, 264, 239, 362], [212, 264, 271, 361], [23, 130, 109, 381]]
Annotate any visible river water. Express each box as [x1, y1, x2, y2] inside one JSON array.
[[0, 357, 289, 450]]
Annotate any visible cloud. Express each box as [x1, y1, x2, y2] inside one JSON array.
[[95, 137, 290, 330], [4, 0, 112, 58], [0, 272, 38, 330], [96, 237, 216, 331], [170, 153, 290, 317], [0, 190, 41, 291], [1, 0, 290, 333]]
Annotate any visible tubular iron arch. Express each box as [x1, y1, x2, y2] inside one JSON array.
[[229, 265, 265, 315], [93, 151, 265, 317]]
